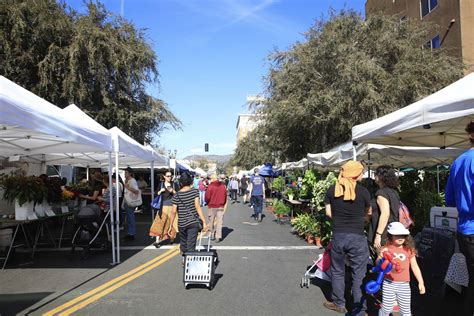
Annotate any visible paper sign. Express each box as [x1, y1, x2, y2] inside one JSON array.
[[45, 209, 56, 217], [61, 206, 69, 214], [27, 212, 38, 220]]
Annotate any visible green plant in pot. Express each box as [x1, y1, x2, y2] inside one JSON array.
[[0, 175, 47, 206], [286, 187, 299, 201], [316, 213, 332, 247], [300, 170, 318, 200], [291, 213, 312, 236], [43, 177, 63, 204], [273, 200, 291, 217], [272, 176, 285, 193]]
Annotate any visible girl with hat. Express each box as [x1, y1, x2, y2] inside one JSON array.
[[378, 222, 425, 316]]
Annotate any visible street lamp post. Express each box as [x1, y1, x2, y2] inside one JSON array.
[[169, 149, 177, 178]]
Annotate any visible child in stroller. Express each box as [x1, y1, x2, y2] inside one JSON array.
[[71, 175, 114, 258]]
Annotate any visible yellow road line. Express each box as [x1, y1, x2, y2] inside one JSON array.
[[57, 249, 180, 316], [43, 246, 179, 316]]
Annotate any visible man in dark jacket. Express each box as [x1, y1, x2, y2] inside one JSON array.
[[205, 174, 228, 242]]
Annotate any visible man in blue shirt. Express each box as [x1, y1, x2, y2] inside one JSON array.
[[249, 168, 265, 222], [445, 121, 474, 316]]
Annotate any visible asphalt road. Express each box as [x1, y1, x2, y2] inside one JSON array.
[[1, 199, 333, 316]]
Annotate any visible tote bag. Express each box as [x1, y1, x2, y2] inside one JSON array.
[[125, 189, 142, 207]]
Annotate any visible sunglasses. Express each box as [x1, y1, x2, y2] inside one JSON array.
[[165, 175, 172, 177]]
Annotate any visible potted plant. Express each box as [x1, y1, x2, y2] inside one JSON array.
[[286, 187, 299, 201], [0, 175, 47, 220], [273, 200, 291, 219], [272, 176, 285, 199], [299, 170, 318, 201], [291, 213, 312, 237]]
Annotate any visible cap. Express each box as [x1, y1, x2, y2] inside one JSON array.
[[387, 222, 410, 235]]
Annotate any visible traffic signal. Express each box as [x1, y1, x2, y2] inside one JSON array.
[[205, 143, 209, 152]]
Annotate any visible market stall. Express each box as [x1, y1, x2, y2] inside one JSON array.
[[352, 73, 474, 149]]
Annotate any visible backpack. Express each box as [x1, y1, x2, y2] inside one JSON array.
[[384, 188, 414, 229], [398, 201, 414, 229]]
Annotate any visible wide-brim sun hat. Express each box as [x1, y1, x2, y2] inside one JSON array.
[[387, 222, 410, 235]]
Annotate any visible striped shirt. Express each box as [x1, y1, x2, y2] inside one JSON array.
[[172, 189, 200, 228]]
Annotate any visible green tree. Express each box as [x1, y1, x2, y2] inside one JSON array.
[[0, 0, 180, 144], [232, 127, 275, 170], [257, 10, 463, 161]]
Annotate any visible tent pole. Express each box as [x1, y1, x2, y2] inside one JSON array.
[[151, 161, 155, 222], [108, 153, 116, 265], [437, 165, 440, 194], [367, 152, 371, 179], [115, 152, 121, 264], [86, 166, 89, 181], [353, 144, 357, 161]]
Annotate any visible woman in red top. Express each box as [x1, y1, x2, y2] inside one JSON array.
[[378, 222, 425, 316]]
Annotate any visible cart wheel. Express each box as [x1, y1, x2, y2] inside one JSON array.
[[306, 280, 310, 288], [184, 284, 189, 290]]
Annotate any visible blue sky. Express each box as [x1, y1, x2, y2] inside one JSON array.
[[64, 0, 366, 159]]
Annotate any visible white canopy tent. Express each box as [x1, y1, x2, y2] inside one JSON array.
[[193, 167, 207, 177], [0, 76, 119, 264], [0, 76, 112, 157], [307, 141, 463, 169], [352, 73, 474, 149], [282, 158, 309, 171]]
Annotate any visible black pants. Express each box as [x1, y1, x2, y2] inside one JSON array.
[[179, 223, 200, 254], [231, 189, 238, 201], [458, 232, 474, 316]]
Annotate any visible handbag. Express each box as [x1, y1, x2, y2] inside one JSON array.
[[177, 191, 203, 230], [151, 183, 164, 209], [124, 186, 142, 207]]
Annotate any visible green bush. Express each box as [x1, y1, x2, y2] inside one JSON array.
[[273, 199, 291, 216]]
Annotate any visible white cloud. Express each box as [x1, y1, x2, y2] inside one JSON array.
[[171, 0, 294, 37]]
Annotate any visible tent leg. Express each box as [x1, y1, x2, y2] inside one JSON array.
[[151, 161, 155, 222], [115, 152, 121, 264], [437, 165, 440, 194], [108, 153, 116, 265]]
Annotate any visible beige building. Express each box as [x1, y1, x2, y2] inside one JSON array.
[[236, 113, 259, 144], [366, 0, 474, 73]]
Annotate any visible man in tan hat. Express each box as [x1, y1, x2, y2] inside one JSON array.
[[323, 161, 371, 315]]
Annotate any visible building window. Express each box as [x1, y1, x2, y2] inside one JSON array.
[[421, 0, 438, 17], [425, 34, 441, 49]]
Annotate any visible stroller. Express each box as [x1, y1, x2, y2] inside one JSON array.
[[71, 204, 111, 259], [300, 243, 331, 288]]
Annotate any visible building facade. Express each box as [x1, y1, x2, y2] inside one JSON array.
[[236, 114, 259, 144], [366, 0, 474, 73]]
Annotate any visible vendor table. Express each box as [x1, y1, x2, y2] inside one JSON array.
[[0, 211, 76, 270], [0, 219, 34, 270], [285, 199, 303, 219]]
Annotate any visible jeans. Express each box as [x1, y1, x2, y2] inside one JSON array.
[[252, 195, 263, 216], [231, 189, 238, 201], [199, 190, 206, 207], [458, 233, 474, 316], [330, 232, 369, 315], [179, 223, 200, 254], [124, 204, 136, 236]]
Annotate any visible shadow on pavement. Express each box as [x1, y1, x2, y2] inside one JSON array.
[[0, 292, 53, 316], [221, 227, 234, 240]]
